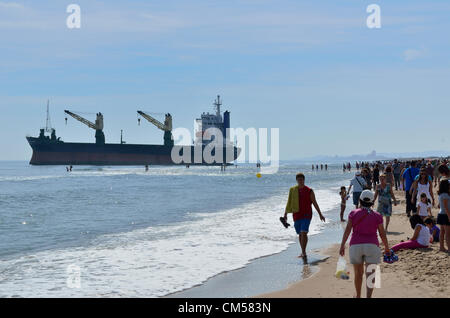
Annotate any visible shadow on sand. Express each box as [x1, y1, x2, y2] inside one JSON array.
[[386, 231, 404, 236]]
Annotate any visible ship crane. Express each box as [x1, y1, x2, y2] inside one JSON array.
[[137, 111, 173, 147], [64, 110, 105, 145]]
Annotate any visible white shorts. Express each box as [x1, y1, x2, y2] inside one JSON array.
[[349, 244, 381, 264]]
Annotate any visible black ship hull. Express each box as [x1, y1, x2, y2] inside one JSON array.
[[26, 137, 240, 166]]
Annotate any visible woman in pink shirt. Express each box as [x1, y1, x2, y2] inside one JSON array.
[[340, 190, 391, 298]]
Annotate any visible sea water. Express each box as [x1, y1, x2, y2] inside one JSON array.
[[0, 161, 351, 297]]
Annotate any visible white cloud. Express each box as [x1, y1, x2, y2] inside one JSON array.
[[0, 1, 24, 9], [403, 48, 427, 61]]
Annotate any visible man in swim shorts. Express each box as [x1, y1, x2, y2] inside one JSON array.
[[283, 173, 326, 260]]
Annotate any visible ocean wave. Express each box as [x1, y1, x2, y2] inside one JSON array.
[[0, 186, 339, 297]]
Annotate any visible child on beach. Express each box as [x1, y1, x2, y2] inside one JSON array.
[[416, 193, 432, 219], [424, 217, 440, 243], [339, 186, 350, 222], [391, 215, 431, 252]]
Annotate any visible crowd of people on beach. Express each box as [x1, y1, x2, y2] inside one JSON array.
[[343, 158, 449, 249], [338, 158, 449, 297], [283, 157, 449, 298]]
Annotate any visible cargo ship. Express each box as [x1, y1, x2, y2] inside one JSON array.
[[26, 96, 240, 166]]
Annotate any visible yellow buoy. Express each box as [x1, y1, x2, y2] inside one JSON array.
[[256, 173, 262, 178]]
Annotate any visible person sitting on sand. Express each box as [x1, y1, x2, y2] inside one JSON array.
[[437, 179, 450, 252], [283, 173, 326, 260], [373, 174, 397, 232], [339, 190, 390, 298], [391, 215, 431, 252], [416, 193, 432, 219], [339, 186, 350, 222], [424, 217, 440, 243]]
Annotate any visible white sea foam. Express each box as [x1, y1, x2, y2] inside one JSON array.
[[0, 166, 250, 182], [0, 175, 65, 182], [0, 187, 338, 297]]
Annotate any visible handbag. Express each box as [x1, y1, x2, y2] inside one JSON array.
[[355, 176, 369, 191]]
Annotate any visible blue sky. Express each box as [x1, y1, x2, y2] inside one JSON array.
[[1, 0, 449, 160]]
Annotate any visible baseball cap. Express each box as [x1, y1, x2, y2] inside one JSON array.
[[360, 190, 374, 203]]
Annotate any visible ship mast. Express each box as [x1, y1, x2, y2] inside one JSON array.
[[214, 95, 221, 117], [45, 100, 53, 133]]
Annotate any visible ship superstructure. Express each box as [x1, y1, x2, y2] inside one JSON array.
[[195, 95, 231, 146]]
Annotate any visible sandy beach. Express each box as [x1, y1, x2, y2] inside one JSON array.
[[260, 189, 450, 298]]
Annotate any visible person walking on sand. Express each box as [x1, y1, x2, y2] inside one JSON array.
[[373, 174, 397, 232], [372, 164, 380, 188], [283, 173, 326, 260], [339, 190, 390, 298], [434, 162, 441, 187], [384, 165, 394, 187], [348, 172, 367, 209], [393, 159, 402, 190], [339, 186, 350, 222], [362, 168, 372, 190], [411, 169, 435, 208], [425, 162, 434, 184], [437, 179, 450, 252], [438, 163, 449, 181], [403, 161, 420, 217]]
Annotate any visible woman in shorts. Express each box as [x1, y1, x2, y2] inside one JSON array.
[[373, 174, 397, 232], [339, 190, 390, 298]]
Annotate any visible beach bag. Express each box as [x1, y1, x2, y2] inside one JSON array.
[[335, 256, 350, 279], [383, 249, 399, 264]]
